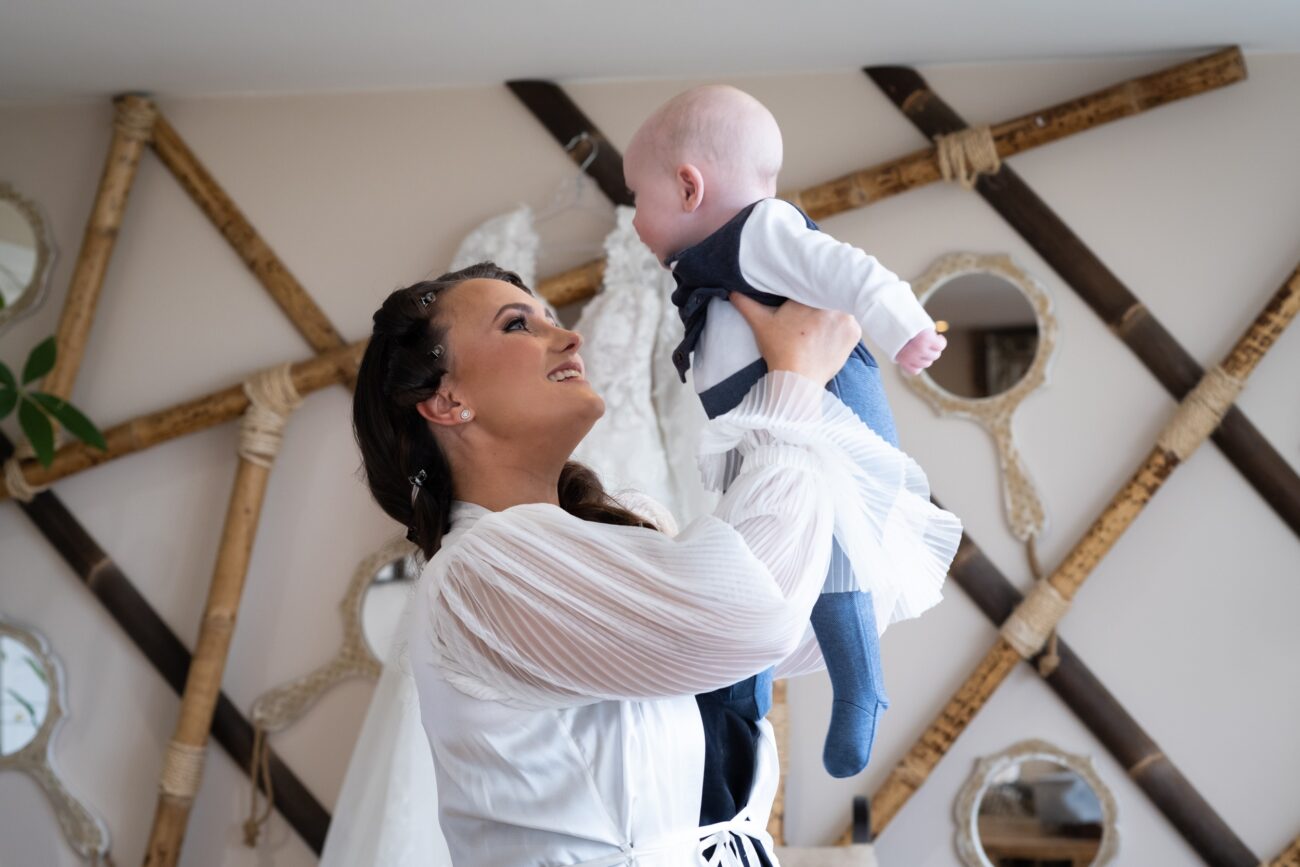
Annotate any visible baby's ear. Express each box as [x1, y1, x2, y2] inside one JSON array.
[[677, 164, 704, 212]]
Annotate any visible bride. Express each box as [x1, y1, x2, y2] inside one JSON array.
[[329, 261, 959, 864]]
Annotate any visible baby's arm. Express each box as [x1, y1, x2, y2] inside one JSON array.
[[738, 198, 936, 366]]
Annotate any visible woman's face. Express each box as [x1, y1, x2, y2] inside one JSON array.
[[434, 278, 604, 451]]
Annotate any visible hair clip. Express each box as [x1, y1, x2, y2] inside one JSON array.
[[408, 468, 427, 508], [429, 345, 444, 359], [405, 467, 426, 509], [418, 289, 435, 309]]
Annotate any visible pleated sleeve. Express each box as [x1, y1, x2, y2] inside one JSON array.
[[699, 366, 963, 634], [421, 369, 837, 707], [424, 370, 961, 709]]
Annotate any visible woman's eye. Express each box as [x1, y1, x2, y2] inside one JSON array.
[[505, 316, 528, 332]]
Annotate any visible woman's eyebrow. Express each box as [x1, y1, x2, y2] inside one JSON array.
[[493, 302, 556, 324]]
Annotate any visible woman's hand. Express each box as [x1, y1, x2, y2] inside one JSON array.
[[729, 293, 862, 386]]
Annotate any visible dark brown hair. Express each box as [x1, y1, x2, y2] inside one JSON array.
[[352, 261, 656, 559]]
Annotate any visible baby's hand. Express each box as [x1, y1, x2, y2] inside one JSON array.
[[896, 328, 947, 376]]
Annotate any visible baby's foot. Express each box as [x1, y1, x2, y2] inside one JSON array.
[[823, 697, 887, 778], [809, 590, 890, 778]]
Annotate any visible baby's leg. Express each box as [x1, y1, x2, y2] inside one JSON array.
[[812, 545, 890, 778], [815, 344, 898, 777]]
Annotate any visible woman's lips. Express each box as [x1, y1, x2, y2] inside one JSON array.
[[546, 360, 585, 382]]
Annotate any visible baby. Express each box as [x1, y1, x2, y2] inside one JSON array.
[[624, 85, 948, 778]]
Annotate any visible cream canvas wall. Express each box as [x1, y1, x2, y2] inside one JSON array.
[[1, 51, 1297, 866]]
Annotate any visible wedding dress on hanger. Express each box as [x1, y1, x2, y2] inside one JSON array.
[[570, 206, 690, 518], [321, 203, 707, 865], [448, 205, 540, 290]]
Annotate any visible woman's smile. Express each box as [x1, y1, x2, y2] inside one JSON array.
[[546, 358, 586, 383]]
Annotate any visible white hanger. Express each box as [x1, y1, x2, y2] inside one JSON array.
[[533, 132, 613, 225]]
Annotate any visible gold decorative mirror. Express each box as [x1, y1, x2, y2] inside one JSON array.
[[243, 537, 423, 843], [250, 536, 421, 735], [0, 616, 110, 863], [906, 252, 1057, 541], [0, 182, 57, 333], [955, 739, 1118, 867]]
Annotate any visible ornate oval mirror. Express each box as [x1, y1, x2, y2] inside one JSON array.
[[955, 739, 1118, 867], [251, 536, 421, 735], [905, 252, 1057, 541], [361, 549, 422, 659], [0, 617, 110, 862], [243, 538, 421, 843], [0, 182, 57, 333]]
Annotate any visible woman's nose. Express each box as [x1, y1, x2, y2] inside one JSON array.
[[550, 319, 582, 353], [563, 327, 583, 353]]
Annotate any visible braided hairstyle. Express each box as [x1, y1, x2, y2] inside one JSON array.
[[352, 261, 656, 559]]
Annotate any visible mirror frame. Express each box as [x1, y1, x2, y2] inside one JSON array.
[[954, 737, 1119, 867], [0, 616, 110, 861], [905, 252, 1058, 541], [250, 536, 420, 734], [0, 181, 58, 334]]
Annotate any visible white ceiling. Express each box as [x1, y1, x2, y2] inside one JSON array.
[[2, 0, 1299, 102]]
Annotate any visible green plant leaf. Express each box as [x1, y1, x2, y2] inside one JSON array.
[[22, 336, 58, 386], [0, 360, 14, 391], [28, 392, 107, 451], [0, 387, 16, 420], [18, 396, 55, 467]]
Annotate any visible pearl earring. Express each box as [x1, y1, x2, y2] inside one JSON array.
[[459, 409, 472, 421]]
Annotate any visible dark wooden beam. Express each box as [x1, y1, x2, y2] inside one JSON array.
[[1, 431, 330, 854], [506, 79, 634, 207], [863, 63, 1300, 541]]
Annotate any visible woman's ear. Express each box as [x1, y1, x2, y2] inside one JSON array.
[[416, 389, 465, 428], [677, 164, 704, 213]]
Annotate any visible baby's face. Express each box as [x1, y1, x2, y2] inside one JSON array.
[[624, 145, 693, 266]]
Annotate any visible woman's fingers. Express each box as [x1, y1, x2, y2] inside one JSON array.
[[729, 292, 860, 385], [727, 292, 773, 326]]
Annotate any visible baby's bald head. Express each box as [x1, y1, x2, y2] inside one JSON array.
[[627, 85, 783, 199]]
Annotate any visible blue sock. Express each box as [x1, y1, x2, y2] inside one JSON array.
[[810, 590, 890, 778]]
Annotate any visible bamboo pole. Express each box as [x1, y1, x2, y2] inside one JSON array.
[[864, 63, 1300, 540], [838, 527, 1259, 865], [41, 95, 157, 402], [1272, 835, 1300, 867], [540, 258, 608, 308], [864, 268, 1299, 836], [767, 678, 789, 845], [0, 340, 363, 502], [147, 110, 357, 391], [0, 429, 331, 853], [795, 47, 1245, 220], [142, 367, 304, 866], [527, 47, 1244, 305]]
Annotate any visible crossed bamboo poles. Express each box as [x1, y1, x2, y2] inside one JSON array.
[[0, 47, 1260, 503], [2, 93, 360, 865]]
